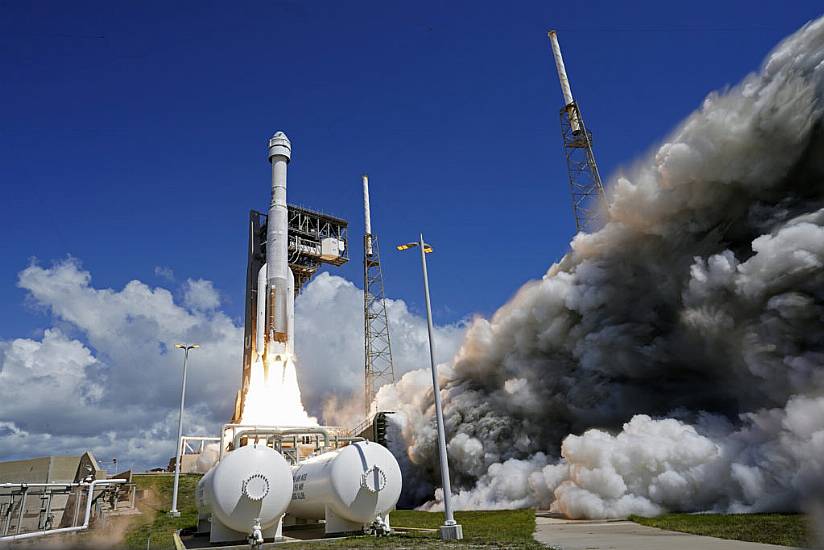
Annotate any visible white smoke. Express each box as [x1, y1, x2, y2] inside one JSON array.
[[195, 443, 221, 473], [386, 17, 824, 518], [295, 272, 465, 425]]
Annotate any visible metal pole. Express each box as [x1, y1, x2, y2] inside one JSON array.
[[0, 480, 126, 543], [42, 493, 52, 530], [4, 495, 14, 535], [417, 234, 463, 541], [15, 489, 26, 535], [169, 347, 190, 517], [72, 488, 81, 527]]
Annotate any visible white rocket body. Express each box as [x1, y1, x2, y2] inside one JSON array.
[[255, 132, 295, 364]]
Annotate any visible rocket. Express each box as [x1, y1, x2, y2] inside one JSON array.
[[255, 131, 295, 364]]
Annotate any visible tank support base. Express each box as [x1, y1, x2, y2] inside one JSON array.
[[323, 507, 364, 536]]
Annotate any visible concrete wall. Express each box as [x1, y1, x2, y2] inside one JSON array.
[[0, 452, 103, 536]]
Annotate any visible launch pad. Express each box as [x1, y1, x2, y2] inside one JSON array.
[[181, 132, 402, 548]]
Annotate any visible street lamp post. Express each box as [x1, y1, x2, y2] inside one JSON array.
[[398, 234, 463, 540], [169, 343, 199, 517]]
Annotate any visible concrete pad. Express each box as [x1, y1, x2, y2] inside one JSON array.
[[533, 516, 802, 550]]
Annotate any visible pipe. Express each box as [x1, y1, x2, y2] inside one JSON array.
[[0, 484, 78, 535], [15, 488, 26, 534], [0, 483, 82, 488], [363, 174, 373, 256], [3, 495, 13, 535], [231, 427, 330, 450], [221, 424, 331, 459], [40, 493, 52, 530], [547, 30, 581, 133], [0, 480, 126, 543], [72, 487, 82, 526], [547, 30, 574, 107]]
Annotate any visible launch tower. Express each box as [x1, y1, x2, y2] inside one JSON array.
[[548, 30, 607, 233], [361, 175, 395, 416]]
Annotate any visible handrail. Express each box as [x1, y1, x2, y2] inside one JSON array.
[[220, 424, 333, 460], [0, 482, 82, 489], [231, 427, 330, 450], [349, 415, 375, 437], [0, 479, 126, 542]]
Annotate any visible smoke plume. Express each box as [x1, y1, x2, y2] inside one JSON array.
[[381, 17, 824, 518]]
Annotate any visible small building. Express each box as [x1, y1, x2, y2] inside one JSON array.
[[0, 452, 106, 536]]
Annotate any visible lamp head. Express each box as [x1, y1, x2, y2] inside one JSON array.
[[397, 242, 433, 253]]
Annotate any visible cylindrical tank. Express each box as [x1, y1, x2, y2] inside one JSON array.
[[196, 444, 292, 534], [288, 441, 402, 526]]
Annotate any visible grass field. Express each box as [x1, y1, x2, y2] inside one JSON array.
[[124, 473, 201, 550], [123, 474, 543, 549], [278, 509, 543, 549], [630, 513, 810, 548], [123, 475, 811, 549]]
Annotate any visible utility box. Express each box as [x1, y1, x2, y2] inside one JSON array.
[[320, 238, 343, 261]]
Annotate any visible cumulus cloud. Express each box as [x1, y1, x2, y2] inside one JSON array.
[[0, 258, 240, 468], [296, 272, 465, 426], [183, 278, 221, 311], [2, 260, 460, 469], [388, 17, 824, 517], [154, 266, 175, 281]]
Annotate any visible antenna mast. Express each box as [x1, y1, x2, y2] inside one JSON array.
[[548, 30, 607, 233], [362, 175, 396, 416]]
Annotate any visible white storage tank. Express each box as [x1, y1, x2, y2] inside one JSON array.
[[287, 441, 402, 535], [196, 443, 293, 543]]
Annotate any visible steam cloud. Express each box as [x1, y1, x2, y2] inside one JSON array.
[[379, 18, 824, 518]]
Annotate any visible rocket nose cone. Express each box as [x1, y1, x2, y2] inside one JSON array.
[[268, 131, 292, 162]]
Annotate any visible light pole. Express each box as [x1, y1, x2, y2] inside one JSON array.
[[169, 343, 199, 517], [397, 234, 463, 540]]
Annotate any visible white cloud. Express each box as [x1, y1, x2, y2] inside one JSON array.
[[295, 272, 466, 426], [154, 266, 175, 281], [183, 278, 221, 311], [3, 258, 243, 468], [3, 260, 463, 469]]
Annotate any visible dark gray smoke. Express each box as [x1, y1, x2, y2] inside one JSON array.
[[378, 17, 824, 517]]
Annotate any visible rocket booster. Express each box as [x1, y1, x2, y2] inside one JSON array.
[[256, 132, 295, 363]]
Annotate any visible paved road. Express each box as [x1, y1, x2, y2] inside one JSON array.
[[534, 516, 802, 550]]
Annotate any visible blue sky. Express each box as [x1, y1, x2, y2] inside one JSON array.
[[2, 0, 822, 339]]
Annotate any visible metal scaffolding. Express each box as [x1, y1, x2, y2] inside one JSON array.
[[559, 101, 606, 233], [548, 30, 607, 233], [363, 233, 395, 416], [233, 206, 349, 423]]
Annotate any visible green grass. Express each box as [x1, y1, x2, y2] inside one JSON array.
[[121, 474, 541, 549], [630, 513, 809, 548], [123, 473, 201, 550], [287, 509, 545, 549], [395, 509, 541, 546]]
